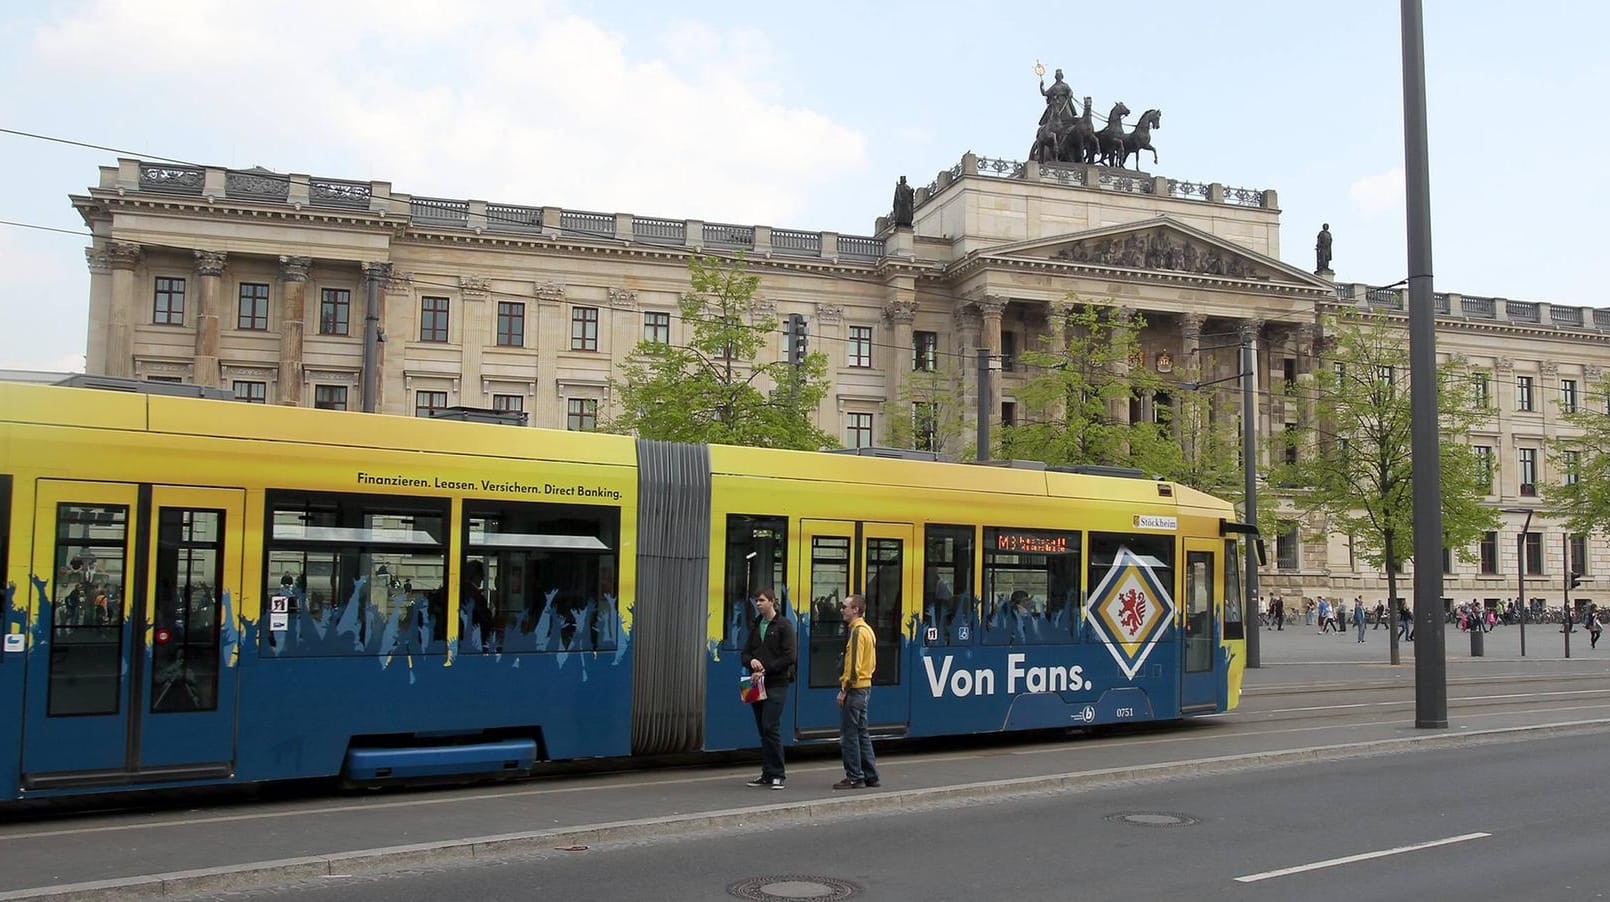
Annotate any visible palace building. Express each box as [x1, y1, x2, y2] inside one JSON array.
[[71, 153, 1609, 608]]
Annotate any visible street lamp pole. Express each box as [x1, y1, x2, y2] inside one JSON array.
[[1503, 507, 1533, 657]]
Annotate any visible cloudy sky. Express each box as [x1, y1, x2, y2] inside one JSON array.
[[1, 0, 1605, 371]]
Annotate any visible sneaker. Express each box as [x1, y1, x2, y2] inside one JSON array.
[[768, 777, 786, 790], [745, 776, 769, 788], [863, 778, 880, 788], [833, 778, 865, 790]]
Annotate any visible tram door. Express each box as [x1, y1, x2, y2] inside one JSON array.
[[795, 520, 914, 739], [1180, 538, 1220, 712], [21, 481, 244, 787]]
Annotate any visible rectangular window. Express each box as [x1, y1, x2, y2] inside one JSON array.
[[237, 282, 269, 330], [1516, 375, 1534, 411], [567, 398, 597, 431], [232, 380, 266, 404], [1479, 531, 1498, 575], [264, 491, 448, 657], [1001, 401, 1016, 428], [420, 296, 450, 342], [496, 302, 525, 347], [1377, 365, 1395, 386], [982, 527, 1081, 645], [571, 307, 599, 351], [848, 326, 873, 368], [1283, 357, 1297, 393], [1276, 522, 1299, 570], [643, 311, 670, 344], [1223, 538, 1245, 640], [1524, 531, 1543, 575], [153, 277, 186, 325], [1519, 448, 1538, 495], [1473, 373, 1491, 408], [493, 394, 523, 413], [1284, 422, 1299, 465], [1562, 378, 1578, 414], [1571, 534, 1588, 576], [914, 330, 937, 372], [319, 288, 351, 336], [48, 503, 129, 715], [1565, 450, 1581, 486], [460, 499, 620, 654], [1088, 531, 1173, 639], [1000, 332, 1017, 373], [913, 402, 937, 452], [1442, 545, 1453, 575], [1474, 445, 1494, 493], [846, 412, 873, 449], [924, 525, 976, 645], [146, 376, 183, 383], [722, 515, 787, 646], [151, 508, 224, 713], [415, 390, 447, 418], [313, 385, 348, 410]]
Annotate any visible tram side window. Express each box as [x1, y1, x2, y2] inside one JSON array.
[[48, 504, 128, 716], [263, 491, 448, 657], [722, 515, 787, 648], [923, 525, 976, 645], [1223, 539, 1245, 640], [980, 528, 1080, 646], [462, 500, 619, 654], [1087, 533, 1175, 636]]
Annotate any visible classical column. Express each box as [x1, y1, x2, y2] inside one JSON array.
[[953, 304, 982, 444], [192, 250, 227, 388], [883, 295, 917, 404], [1108, 305, 1135, 427], [277, 256, 311, 406], [976, 295, 1006, 426], [105, 242, 142, 378], [1180, 312, 1204, 357], [378, 267, 411, 415], [1178, 312, 1206, 459], [84, 248, 112, 375], [533, 281, 567, 428]]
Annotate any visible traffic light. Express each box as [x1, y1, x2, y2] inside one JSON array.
[[787, 313, 808, 365], [781, 315, 795, 361], [1570, 572, 1583, 591]]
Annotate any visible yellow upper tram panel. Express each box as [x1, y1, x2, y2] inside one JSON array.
[[0, 382, 639, 468]]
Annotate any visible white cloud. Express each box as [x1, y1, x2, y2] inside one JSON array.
[[1349, 168, 1405, 215], [28, 0, 867, 225]]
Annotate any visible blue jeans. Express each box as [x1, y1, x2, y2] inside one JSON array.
[[840, 688, 878, 782], [751, 682, 788, 780]]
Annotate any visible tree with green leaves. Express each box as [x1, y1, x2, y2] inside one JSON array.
[[1000, 299, 1164, 467], [606, 254, 835, 449], [1545, 374, 1610, 541], [881, 365, 972, 459], [1265, 309, 1497, 664]]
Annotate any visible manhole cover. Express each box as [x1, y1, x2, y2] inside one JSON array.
[[1106, 811, 1200, 827], [728, 874, 860, 901]]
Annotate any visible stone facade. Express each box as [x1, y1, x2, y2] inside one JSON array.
[[71, 154, 1610, 606]]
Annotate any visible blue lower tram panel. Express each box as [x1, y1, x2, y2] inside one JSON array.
[[344, 739, 539, 781]]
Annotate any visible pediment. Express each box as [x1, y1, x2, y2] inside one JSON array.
[[978, 217, 1330, 288]]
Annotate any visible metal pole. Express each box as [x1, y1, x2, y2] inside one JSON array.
[[1513, 508, 1532, 657], [1401, 0, 1446, 729], [976, 348, 992, 462], [1564, 534, 1572, 659], [361, 261, 387, 413], [1240, 321, 1261, 668]]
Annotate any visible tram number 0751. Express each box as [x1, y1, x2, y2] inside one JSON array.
[[1115, 707, 1135, 718]]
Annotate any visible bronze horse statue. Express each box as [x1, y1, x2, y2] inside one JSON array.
[[1030, 96, 1081, 163], [1066, 95, 1099, 164], [1121, 109, 1161, 170], [1096, 102, 1130, 168]]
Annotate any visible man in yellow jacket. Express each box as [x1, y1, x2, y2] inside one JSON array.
[[834, 594, 881, 789]]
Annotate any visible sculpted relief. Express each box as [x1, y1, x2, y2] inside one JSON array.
[[1051, 229, 1264, 279]]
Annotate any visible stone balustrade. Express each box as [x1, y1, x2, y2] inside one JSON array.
[[917, 151, 1278, 210], [1330, 282, 1609, 334], [108, 159, 887, 264]]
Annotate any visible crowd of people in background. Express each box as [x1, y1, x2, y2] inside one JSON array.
[[1253, 594, 1604, 649]]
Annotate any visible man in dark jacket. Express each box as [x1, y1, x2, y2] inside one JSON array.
[[741, 588, 796, 790]]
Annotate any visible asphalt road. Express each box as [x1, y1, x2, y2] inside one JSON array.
[[178, 730, 1610, 902]]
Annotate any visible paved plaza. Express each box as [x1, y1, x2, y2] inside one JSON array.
[[1251, 616, 1606, 666]]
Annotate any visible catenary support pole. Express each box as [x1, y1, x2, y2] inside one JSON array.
[[1241, 323, 1261, 668], [1402, 0, 1447, 729]]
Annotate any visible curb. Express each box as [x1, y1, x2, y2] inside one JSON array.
[[6, 717, 1609, 901]]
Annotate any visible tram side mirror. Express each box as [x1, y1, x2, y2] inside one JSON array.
[[1254, 539, 1268, 567]]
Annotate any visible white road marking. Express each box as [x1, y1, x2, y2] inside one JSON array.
[[1234, 832, 1491, 882]]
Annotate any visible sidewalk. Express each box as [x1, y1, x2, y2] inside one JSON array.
[[1251, 618, 1609, 666]]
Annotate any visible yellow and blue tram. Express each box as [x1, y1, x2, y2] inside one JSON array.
[[0, 381, 1249, 798]]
